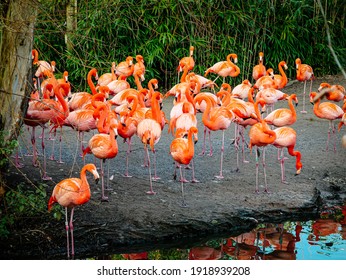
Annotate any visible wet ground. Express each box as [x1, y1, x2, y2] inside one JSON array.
[[1, 74, 346, 259]]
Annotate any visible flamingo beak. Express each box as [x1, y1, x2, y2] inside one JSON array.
[[95, 178, 100, 184]]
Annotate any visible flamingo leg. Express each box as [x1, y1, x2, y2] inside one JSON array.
[[279, 149, 289, 184], [100, 159, 108, 201], [41, 127, 52, 180], [301, 81, 307, 114], [190, 159, 199, 183], [240, 127, 249, 163], [199, 126, 207, 156], [123, 138, 133, 177], [69, 207, 75, 259], [57, 126, 64, 163], [255, 147, 260, 193], [215, 130, 225, 179], [179, 165, 188, 208], [152, 148, 161, 181], [262, 147, 270, 193], [31, 126, 38, 167], [145, 146, 156, 195], [207, 129, 213, 156], [64, 207, 70, 259]]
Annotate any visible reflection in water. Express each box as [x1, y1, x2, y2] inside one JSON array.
[[106, 205, 346, 260]]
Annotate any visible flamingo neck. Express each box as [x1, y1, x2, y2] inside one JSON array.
[[288, 96, 297, 119], [87, 70, 97, 95], [278, 62, 288, 85], [134, 73, 143, 90]]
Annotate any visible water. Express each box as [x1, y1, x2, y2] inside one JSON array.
[[99, 204, 346, 260]]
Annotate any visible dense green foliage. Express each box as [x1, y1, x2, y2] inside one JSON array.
[[35, 0, 345, 91]]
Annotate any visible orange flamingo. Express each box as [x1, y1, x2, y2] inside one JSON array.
[[272, 127, 302, 184], [48, 83, 70, 164], [264, 93, 298, 127], [32, 49, 56, 92], [133, 54, 146, 84], [296, 58, 314, 113], [318, 82, 345, 102], [272, 61, 288, 89], [194, 94, 236, 179], [115, 56, 134, 78], [255, 87, 288, 113], [205, 53, 240, 84], [136, 91, 163, 194], [252, 52, 267, 81], [83, 123, 119, 201], [106, 74, 131, 96], [68, 68, 99, 111], [117, 94, 140, 177], [170, 126, 198, 207], [248, 98, 277, 193], [177, 46, 195, 73], [310, 91, 344, 152], [97, 62, 116, 88], [48, 163, 100, 259], [253, 69, 276, 91]]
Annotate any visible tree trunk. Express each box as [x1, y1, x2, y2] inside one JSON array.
[[0, 0, 38, 192], [65, 0, 78, 51]]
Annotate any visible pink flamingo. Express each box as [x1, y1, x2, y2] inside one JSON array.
[[272, 61, 288, 89], [83, 123, 119, 201], [115, 56, 134, 78], [318, 83, 345, 102], [252, 52, 267, 81], [272, 127, 302, 184], [170, 126, 198, 207], [194, 94, 236, 179], [136, 92, 163, 194], [310, 91, 344, 152], [205, 53, 240, 84], [296, 58, 314, 113], [248, 98, 277, 193], [48, 163, 100, 259]]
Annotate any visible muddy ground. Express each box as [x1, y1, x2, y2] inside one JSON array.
[[1, 74, 346, 259]]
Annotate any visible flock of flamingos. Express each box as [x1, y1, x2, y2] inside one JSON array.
[[22, 47, 345, 258]]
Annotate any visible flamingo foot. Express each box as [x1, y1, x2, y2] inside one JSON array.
[[49, 155, 55, 161], [152, 176, 161, 181], [215, 174, 224, 179], [243, 160, 249, 163], [15, 162, 24, 168], [208, 152, 213, 157], [181, 201, 189, 208], [263, 188, 271, 194], [198, 151, 205, 156], [254, 189, 260, 194], [57, 160, 64, 164], [185, 165, 192, 170], [141, 163, 149, 167], [101, 196, 109, 202], [42, 175, 52, 181], [180, 178, 189, 183], [146, 190, 156, 195], [190, 178, 200, 183], [300, 110, 307, 114], [281, 180, 289, 185], [122, 173, 133, 178]]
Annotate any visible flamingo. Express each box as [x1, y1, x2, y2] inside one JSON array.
[[136, 91, 163, 194], [232, 79, 253, 100], [170, 126, 198, 207], [310, 91, 344, 152], [83, 123, 119, 201], [24, 83, 55, 172], [272, 61, 288, 89], [117, 95, 139, 177], [204, 53, 240, 84], [194, 94, 236, 179], [106, 74, 131, 96], [318, 83, 345, 102], [133, 55, 145, 85], [253, 68, 276, 90], [185, 72, 217, 92], [115, 56, 134, 78], [272, 127, 302, 184], [173, 102, 199, 183], [96, 62, 116, 88], [68, 68, 99, 111], [49, 83, 71, 164], [248, 98, 277, 193], [32, 49, 56, 92], [255, 87, 288, 113], [252, 52, 267, 81], [177, 46, 195, 82], [48, 163, 100, 259], [264, 94, 298, 127], [296, 58, 314, 113]]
